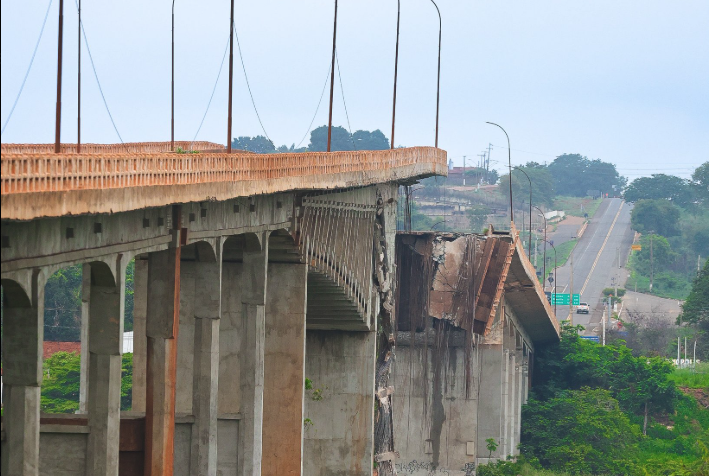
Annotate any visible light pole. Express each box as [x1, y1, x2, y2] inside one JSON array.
[[534, 205, 547, 290], [430, 0, 441, 148], [513, 166, 532, 253], [391, 0, 400, 149], [542, 238, 557, 317], [486, 122, 513, 224]]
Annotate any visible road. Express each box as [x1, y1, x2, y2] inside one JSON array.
[[545, 198, 635, 334]]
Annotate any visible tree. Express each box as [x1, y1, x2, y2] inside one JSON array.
[[632, 234, 673, 277], [352, 129, 389, 150], [623, 174, 694, 208], [691, 162, 709, 206], [44, 265, 83, 341], [548, 154, 625, 198], [630, 199, 681, 237], [41, 351, 134, 413], [467, 205, 489, 233], [520, 388, 639, 475], [679, 260, 709, 325], [308, 125, 355, 152], [231, 135, 276, 153], [498, 163, 555, 208]]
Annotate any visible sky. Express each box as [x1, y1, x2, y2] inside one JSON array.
[[1, 0, 707, 180]]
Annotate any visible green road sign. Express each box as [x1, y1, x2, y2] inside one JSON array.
[[551, 293, 581, 305]]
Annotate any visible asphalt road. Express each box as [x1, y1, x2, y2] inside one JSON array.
[[546, 198, 635, 334]]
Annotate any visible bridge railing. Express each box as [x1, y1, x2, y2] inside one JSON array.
[[1, 147, 446, 195], [0, 141, 225, 154]]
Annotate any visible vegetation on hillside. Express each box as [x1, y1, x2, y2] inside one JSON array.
[[477, 324, 709, 476], [625, 163, 708, 302]]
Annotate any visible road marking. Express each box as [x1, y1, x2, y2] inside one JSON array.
[[579, 201, 624, 296]]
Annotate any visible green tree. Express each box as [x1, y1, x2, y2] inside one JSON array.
[[499, 163, 555, 208], [624, 174, 694, 208], [124, 258, 135, 332], [631, 199, 681, 237], [632, 234, 674, 276], [41, 351, 81, 413], [352, 129, 389, 150], [679, 261, 709, 326], [44, 265, 83, 341], [467, 205, 489, 233], [308, 125, 355, 152], [521, 388, 639, 475], [231, 135, 276, 153], [691, 162, 709, 206], [548, 154, 625, 198], [41, 351, 134, 413]]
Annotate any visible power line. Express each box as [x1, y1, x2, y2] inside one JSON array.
[[295, 62, 331, 149], [75, 0, 123, 143], [1, 0, 53, 136], [191, 33, 230, 148], [233, 20, 273, 145], [335, 51, 356, 150]]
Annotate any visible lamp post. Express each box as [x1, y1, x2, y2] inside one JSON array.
[[534, 205, 547, 290], [542, 238, 557, 317], [513, 166, 532, 252], [430, 0, 441, 148], [391, 0, 400, 149], [486, 122, 512, 224]]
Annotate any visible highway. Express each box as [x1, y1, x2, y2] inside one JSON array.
[[546, 198, 635, 334]]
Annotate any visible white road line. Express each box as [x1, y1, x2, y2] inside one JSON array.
[[579, 201, 624, 296]]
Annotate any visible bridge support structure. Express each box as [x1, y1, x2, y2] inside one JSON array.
[[2, 182, 400, 476]]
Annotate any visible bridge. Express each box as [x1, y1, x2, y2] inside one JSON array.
[[0, 143, 445, 476]]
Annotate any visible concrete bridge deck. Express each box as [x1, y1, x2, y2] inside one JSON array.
[[1, 145, 446, 220]]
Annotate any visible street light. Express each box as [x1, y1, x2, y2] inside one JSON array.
[[430, 0, 441, 148], [486, 122, 513, 225], [513, 166, 532, 253], [541, 238, 557, 318], [533, 205, 547, 291]]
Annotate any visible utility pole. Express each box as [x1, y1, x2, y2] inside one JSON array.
[[650, 235, 654, 291], [463, 155, 466, 185], [226, 0, 235, 153], [327, 0, 338, 152], [569, 251, 574, 325], [54, 0, 65, 153], [77, 0, 81, 153], [602, 308, 606, 346]]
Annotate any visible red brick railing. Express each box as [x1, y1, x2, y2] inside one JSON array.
[[1, 147, 446, 195], [0, 141, 225, 154]]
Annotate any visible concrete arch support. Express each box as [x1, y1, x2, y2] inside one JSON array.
[[1, 272, 42, 476], [85, 256, 126, 476]]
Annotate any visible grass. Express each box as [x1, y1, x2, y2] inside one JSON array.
[[552, 196, 603, 219], [536, 239, 578, 269], [669, 363, 709, 389], [624, 269, 692, 301]]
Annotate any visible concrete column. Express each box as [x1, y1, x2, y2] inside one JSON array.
[[262, 263, 307, 476], [476, 343, 503, 462], [239, 241, 268, 476], [132, 258, 149, 413], [86, 258, 125, 476], [79, 264, 90, 414], [190, 253, 222, 476], [1, 272, 42, 476], [501, 348, 510, 458], [145, 244, 182, 476], [507, 352, 516, 459]]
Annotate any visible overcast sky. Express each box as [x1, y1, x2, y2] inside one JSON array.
[[2, 1, 707, 179]]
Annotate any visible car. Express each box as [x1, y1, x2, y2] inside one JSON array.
[[576, 302, 590, 314]]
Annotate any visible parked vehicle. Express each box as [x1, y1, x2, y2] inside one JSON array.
[[576, 302, 590, 314]]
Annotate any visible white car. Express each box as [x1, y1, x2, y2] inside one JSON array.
[[576, 302, 590, 314]]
